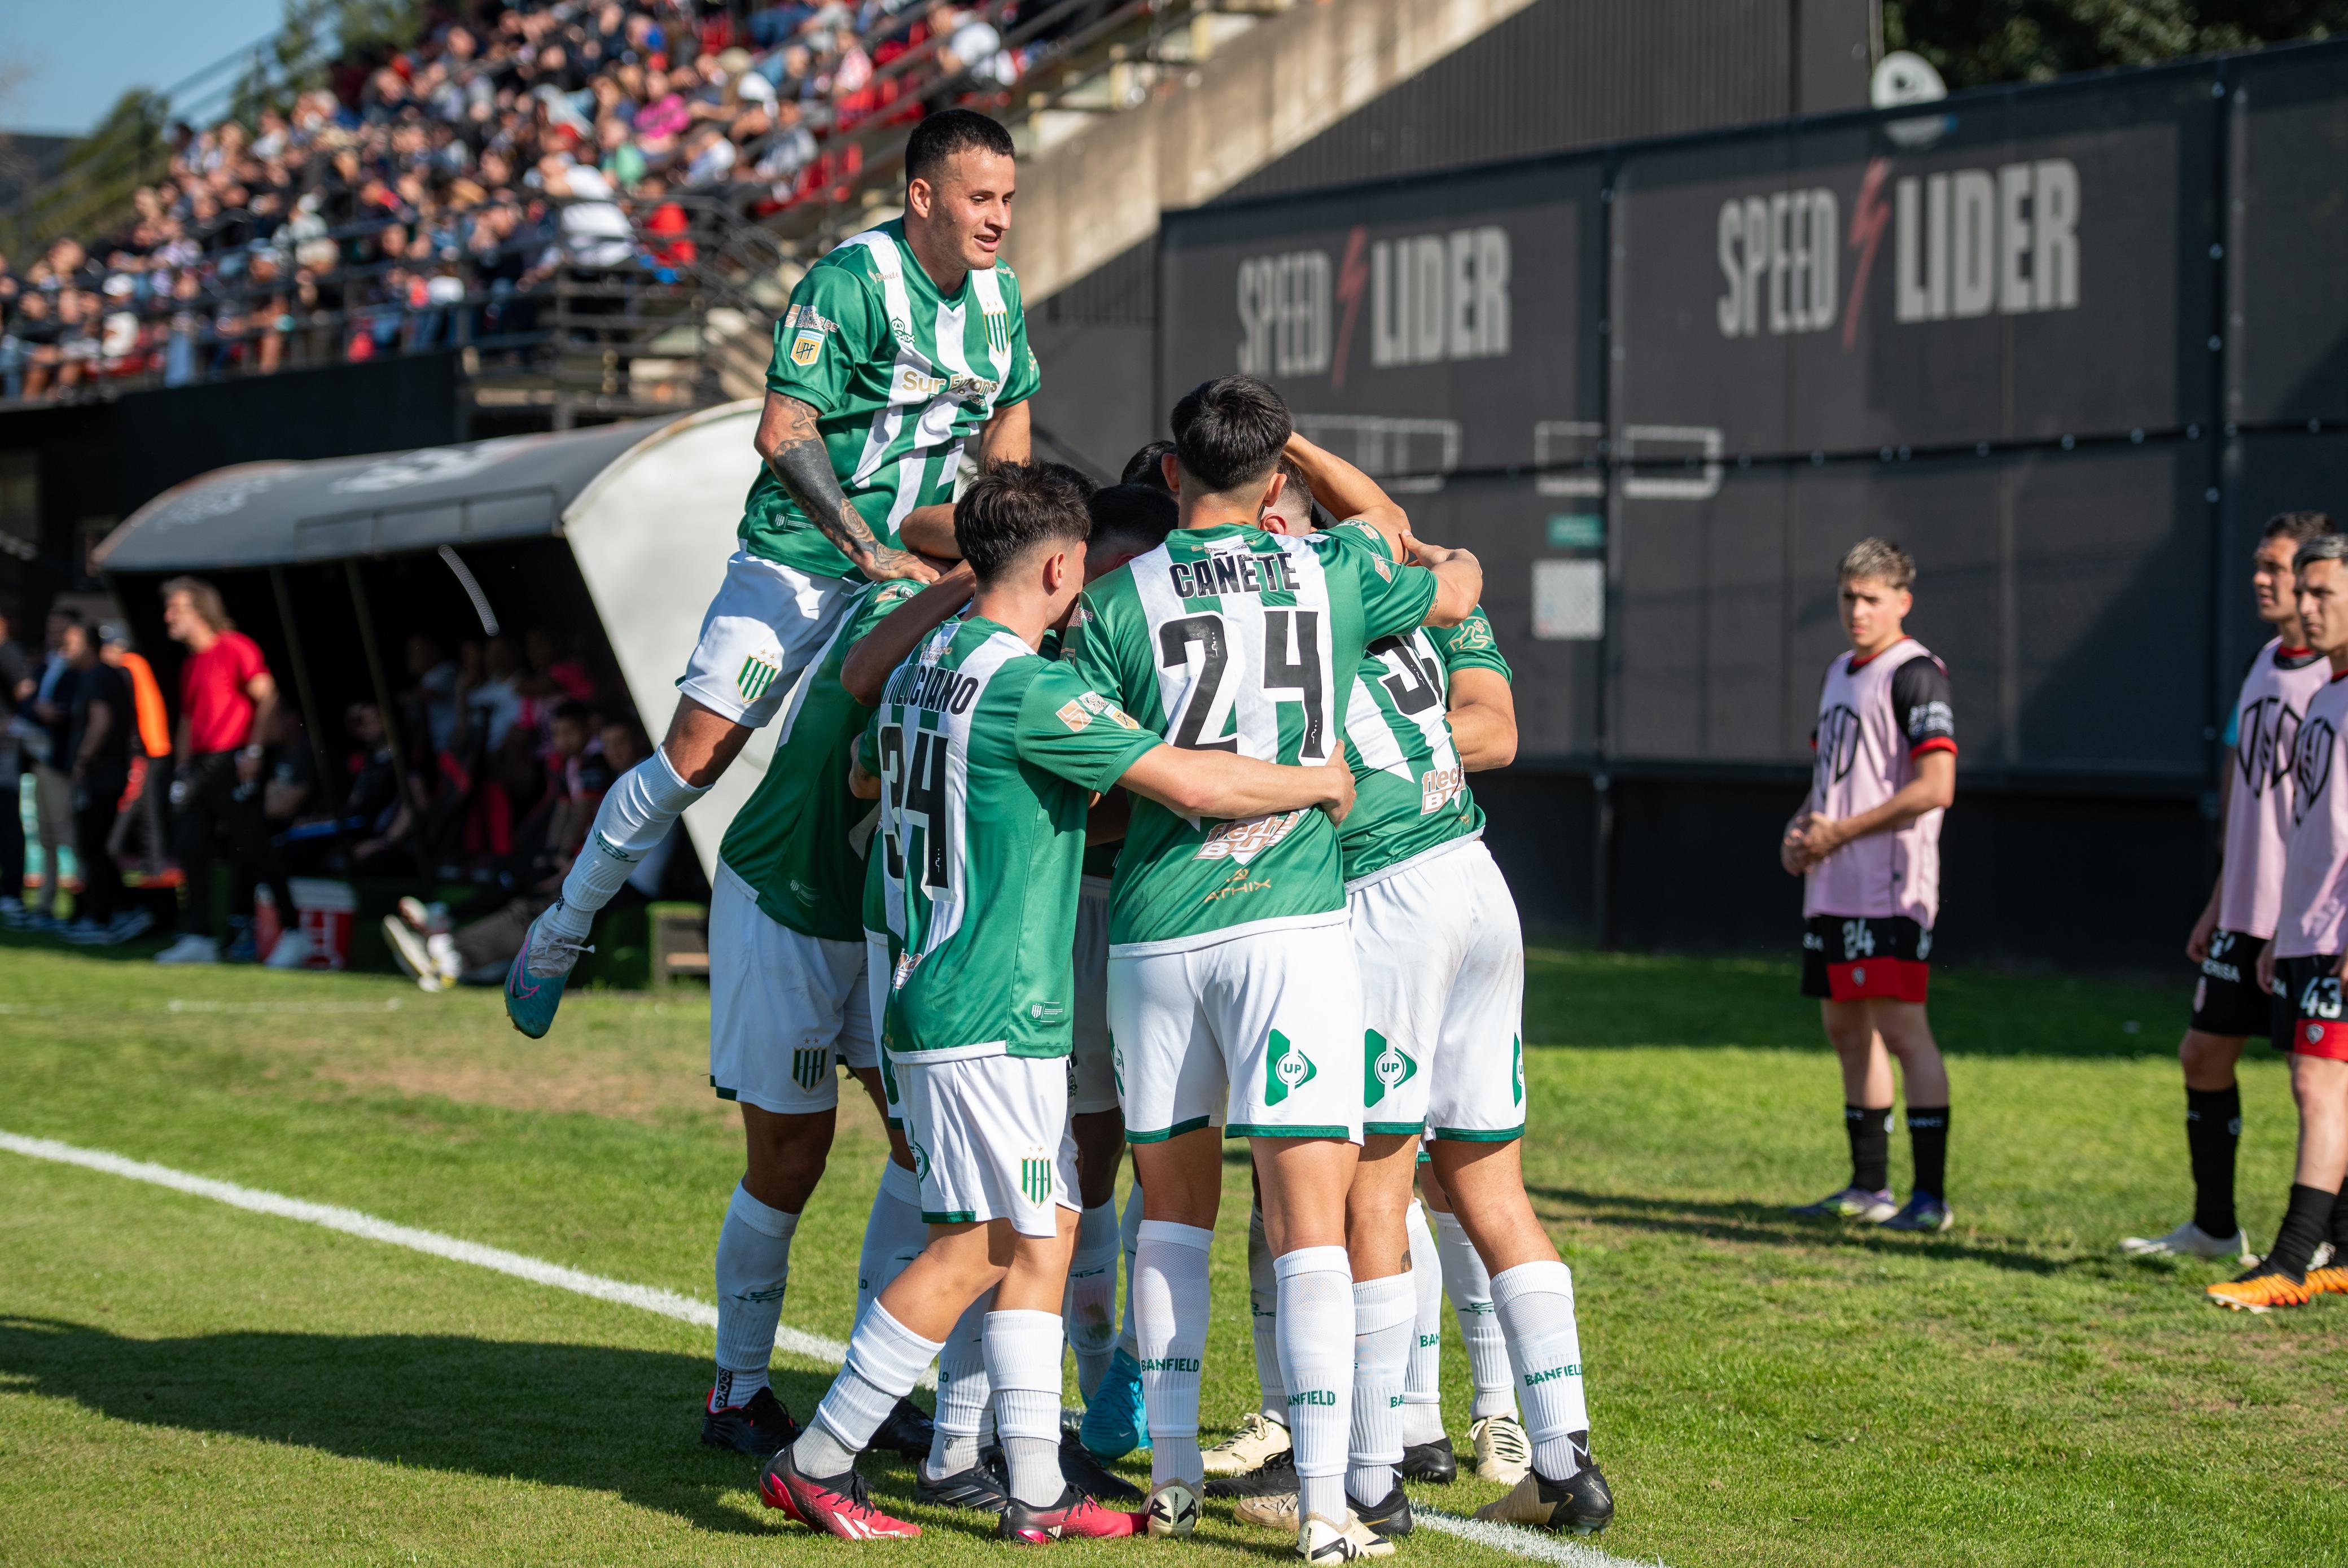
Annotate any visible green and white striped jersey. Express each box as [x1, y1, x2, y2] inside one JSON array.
[[1340, 604, 1512, 885], [741, 220, 1041, 578], [717, 580, 922, 940], [1061, 521, 1440, 952], [866, 616, 1160, 1059]]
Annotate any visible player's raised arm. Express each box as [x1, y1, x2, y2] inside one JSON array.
[[1283, 429, 1409, 554], [840, 564, 976, 704], [754, 392, 938, 584], [1396, 531, 1482, 628]]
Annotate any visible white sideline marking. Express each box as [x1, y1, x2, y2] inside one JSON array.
[[0, 1131, 1647, 1564], [1418, 1509, 1657, 1568], [0, 1130, 857, 1374]]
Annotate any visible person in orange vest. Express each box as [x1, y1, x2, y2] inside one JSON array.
[[100, 623, 173, 881]]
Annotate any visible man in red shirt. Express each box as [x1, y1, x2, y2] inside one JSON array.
[[154, 577, 296, 966]]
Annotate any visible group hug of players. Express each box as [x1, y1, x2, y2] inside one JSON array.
[[482, 97, 2323, 1556], [498, 111, 1604, 1555]]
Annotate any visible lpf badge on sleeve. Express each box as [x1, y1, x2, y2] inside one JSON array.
[[790, 329, 824, 366]]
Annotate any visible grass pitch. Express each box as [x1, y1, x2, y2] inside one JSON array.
[[1, 935, 2342, 1567]]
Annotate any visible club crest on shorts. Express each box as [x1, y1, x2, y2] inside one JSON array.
[[1264, 1029, 1316, 1106], [908, 1135, 931, 1183], [791, 1046, 829, 1092], [736, 650, 782, 703], [1363, 1030, 1417, 1107], [1020, 1147, 1053, 1206]]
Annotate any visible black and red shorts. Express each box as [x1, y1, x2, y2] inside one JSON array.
[[1801, 916, 1931, 1004], [2190, 929, 2276, 1038], [2272, 953, 2348, 1059]]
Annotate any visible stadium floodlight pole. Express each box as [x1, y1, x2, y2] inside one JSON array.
[[341, 560, 429, 887]]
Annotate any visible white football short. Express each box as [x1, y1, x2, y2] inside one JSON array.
[[1348, 837, 1527, 1142], [1069, 876, 1119, 1116], [677, 550, 858, 727], [708, 864, 873, 1114], [866, 929, 905, 1129], [896, 1050, 1080, 1238], [1107, 917, 1364, 1144]]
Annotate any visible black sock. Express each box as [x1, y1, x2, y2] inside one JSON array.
[[2185, 1085, 2242, 1238], [1845, 1104, 1893, 1193], [2265, 1184, 2337, 1280], [1906, 1106, 1950, 1201], [2331, 1181, 2348, 1261]]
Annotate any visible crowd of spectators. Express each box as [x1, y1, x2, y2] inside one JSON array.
[[1, 576, 653, 976], [0, 0, 1076, 405]]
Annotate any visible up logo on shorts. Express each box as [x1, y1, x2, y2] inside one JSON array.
[[1363, 1030, 1417, 1108], [1020, 1148, 1053, 1206], [907, 1135, 932, 1184], [1512, 1036, 1524, 1107], [791, 1046, 829, 1092], [1264, 1030, 1317, 1106]]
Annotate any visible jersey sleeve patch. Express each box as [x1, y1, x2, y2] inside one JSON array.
[[1434, 606, 1512, 678], [1018, 667, 1161, 790]]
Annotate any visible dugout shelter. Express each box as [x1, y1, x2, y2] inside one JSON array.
[[91, 401, 774, 886]]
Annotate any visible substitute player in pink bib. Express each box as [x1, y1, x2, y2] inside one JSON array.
[[1781, 540, 1958, 1233], [2122, 511, 2335, 1264], [2222, 533, 2348, 1311]]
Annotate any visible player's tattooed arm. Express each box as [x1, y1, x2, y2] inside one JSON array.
[[755, 392, 939, 584]]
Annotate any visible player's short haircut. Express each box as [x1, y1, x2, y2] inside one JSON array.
[[1838, 538, 1915, 593], [1036, 461, 1100, 501], [1085, 484, 1178, 558], [1271, 454, 1320, 528], [1171, 375, 1291, 497], [957, 461, 1092, 581], [2264, 510, 2337, 546], [160, 575, 234, 631], [905, 109, 1014, 189], [2293, 531, 2348, 576], [1120, 440, 1176, 492]]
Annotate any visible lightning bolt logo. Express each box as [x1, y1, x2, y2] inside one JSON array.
[[1842, 156, 1893, 353], [1331, 225, 1369, 388]]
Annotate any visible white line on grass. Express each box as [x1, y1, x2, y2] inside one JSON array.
[[0, 1129, 855, 1372], [0, 1130, 1654, 1567]]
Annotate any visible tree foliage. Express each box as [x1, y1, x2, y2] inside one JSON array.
[[1885, 1, 2348, 89]]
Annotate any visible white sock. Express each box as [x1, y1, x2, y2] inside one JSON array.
[[551, 747, 706, 935], [1436, 1210, 1518, 1420], [1490, 1260, 1589, 1479], [712, 1183, 798, 1409], [1134, 1219, 1212, 1484], [857, 1158, 927, 1324], [795, 1300, 941, 1478], [1402, 1200, 1446, 1444], [986, 1307, 1068, 1508], [1346, 1272, 1414, 1504], [1066, 1200, 1120, 1399], [1274, 1244, 1355, 1525], [1116, 1183, 1144, 1360], [1247, 1207, 1286, 1421], [927, 1288, 995, 1479], [424, 930, 459, 982]]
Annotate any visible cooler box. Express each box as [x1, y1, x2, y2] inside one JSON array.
[[259, 880, 358, 969]]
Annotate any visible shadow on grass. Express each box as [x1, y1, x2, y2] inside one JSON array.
[[0, 1318, 1001, 1540], [1525, 1185, 2066, 1275], [1524, 948, 2194, 1062], [0, 926, 172, 964]]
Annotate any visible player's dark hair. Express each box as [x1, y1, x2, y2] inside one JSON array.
[[2293, 532, 2348, 576], [1272, 454, 1322, 528], [1036, 460, 1100, 501], [2264, 510, 2336, 546], [957, 462, 1092, 581], [1838, 537, 1915, 593], [1170, 375, 1292, 497], [905, 109, 1014, 189], [1085, 485, 1178, 558], [1120, 440, 1176, 493]]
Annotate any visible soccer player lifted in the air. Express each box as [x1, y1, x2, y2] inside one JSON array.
[[2124, 511, 2336, 1262], [1062, 378, 1480, 1562], [760, 463, 1357, 1543], [505, 110, 1036, 1038], [1782, 538, 1959, 1234], [2231, 533, 2348, 1312]]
